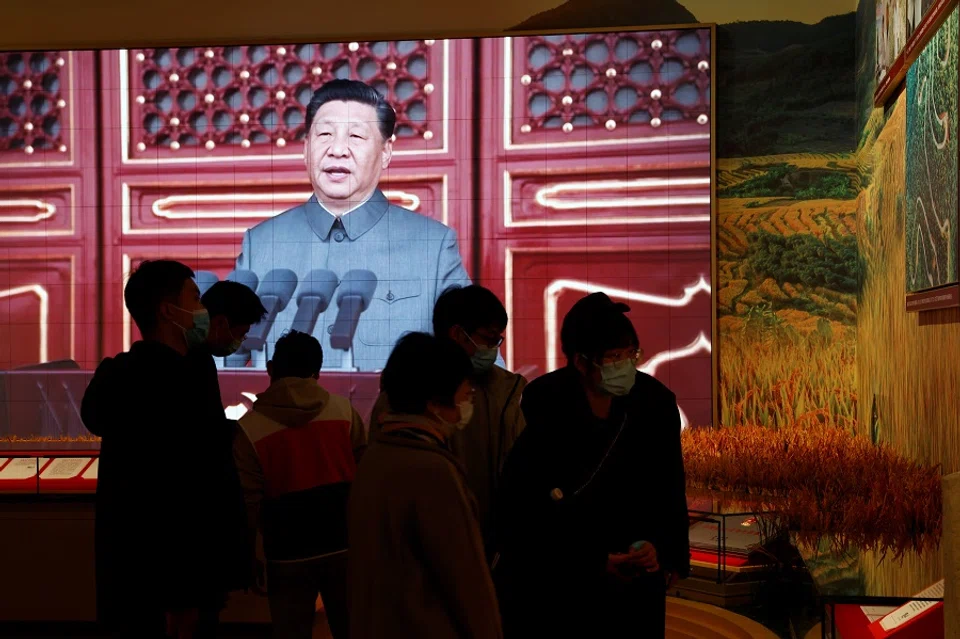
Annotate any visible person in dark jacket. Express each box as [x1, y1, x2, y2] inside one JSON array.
[[495, 292, 691, 638], [80, 260, 231, 638], [234, 330, 366, 639], [191, 280, 268, 598]]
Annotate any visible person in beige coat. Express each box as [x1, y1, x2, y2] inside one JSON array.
[[368, 285, 526, 556], [348, 332, 502, 639]]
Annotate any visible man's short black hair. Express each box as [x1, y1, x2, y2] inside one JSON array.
[[433, 285, 508, 338], [201, 280, 267, 326], [304, 79, 397, 141], [270, 330, 324, 379], [124, 259, 195, 335], [381, 332, 472, 414], [560, 292, 639, 364]]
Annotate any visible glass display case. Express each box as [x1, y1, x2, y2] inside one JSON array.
[[798, 540, 945, 639], [0, 364, 382, 496], [678, 491, 784, 612], [686, 491, 780, 579]]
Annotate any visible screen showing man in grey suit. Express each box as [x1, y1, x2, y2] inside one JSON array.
[[234, 79, 470, 372]]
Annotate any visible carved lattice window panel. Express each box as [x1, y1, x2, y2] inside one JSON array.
[[127, 41, 444, 158], [0, 52, 69, 156], [514, 30, 711, 137]]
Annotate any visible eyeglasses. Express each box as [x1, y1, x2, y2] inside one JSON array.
[[598, 348, 644, 366], [463, 328, 504, 349]]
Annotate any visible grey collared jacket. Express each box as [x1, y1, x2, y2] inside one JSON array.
[[235, 190, 470, 371]]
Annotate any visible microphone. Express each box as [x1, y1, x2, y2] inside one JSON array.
[[195, 271, 219, 296], [291, 269, 339, 335], [330, 270, 377, 351], [226, 269, 260, 292], [242, 269, 298, 351]]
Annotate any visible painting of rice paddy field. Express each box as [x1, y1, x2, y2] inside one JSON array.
[[717, 154, 860, 430]]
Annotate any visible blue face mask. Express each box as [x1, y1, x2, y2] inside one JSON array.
[[598, 359, 637, 396], [462, 329, 499, 374], [172, 306, 210, 350], [471, 348, 498, 374]]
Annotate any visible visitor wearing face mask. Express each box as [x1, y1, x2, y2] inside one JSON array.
[[81, 260, 237, 638], [368, 285, 526, 557], [494, 293, 690, 639], [348, 332, 502, 639], [186, 280, 269, 615]]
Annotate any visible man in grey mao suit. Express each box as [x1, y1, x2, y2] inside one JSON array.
[[235, 79, 470, 372]]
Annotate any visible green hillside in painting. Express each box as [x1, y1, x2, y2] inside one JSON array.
[[716, 14, 856, 157]]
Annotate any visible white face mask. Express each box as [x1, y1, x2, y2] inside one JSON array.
[[455, 400, 474, 430], [431, 400, 474, 431]]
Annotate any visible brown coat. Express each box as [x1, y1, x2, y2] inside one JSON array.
[[368, 366, 526, 547], [347, 415, 503, 639]]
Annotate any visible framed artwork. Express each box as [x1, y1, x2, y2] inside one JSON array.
[[905, 6, 959, 309]]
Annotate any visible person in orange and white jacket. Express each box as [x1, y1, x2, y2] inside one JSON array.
[[234, 329, 366, 639]]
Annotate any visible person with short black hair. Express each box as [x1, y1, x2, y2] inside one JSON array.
[[495, 292, 691, 638], [369, 284, 525, 556], [234, 78, 471, 372], [348, 332, 502, 639], [266, 328, 325, 378], [81, 260, 232, 638], [234, 330, 364, 639], [178, 279, 270, 613], [200, 280, 268, 357]]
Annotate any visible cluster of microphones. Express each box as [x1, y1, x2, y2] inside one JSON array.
[[196, 268, 379, 367]]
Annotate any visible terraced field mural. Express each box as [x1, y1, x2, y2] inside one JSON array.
[[717, 154, 860, 429]]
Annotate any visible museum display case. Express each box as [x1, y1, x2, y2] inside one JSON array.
[[798, 541, 944, 639], [0, 366, 382, 496]]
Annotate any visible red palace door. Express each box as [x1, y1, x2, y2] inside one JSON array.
[[478, 32, 713, 427], [0, 51, 100, 370]]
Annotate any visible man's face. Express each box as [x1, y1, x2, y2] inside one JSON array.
[[208, 315, 251, 356], [303, 100, 393, 212], [575, 345, 641, 388], [452, 324, 504, 358], [160, 279, 203, 328]]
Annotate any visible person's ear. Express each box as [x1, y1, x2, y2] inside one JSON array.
[[312, 372, 320, 381], [381, 136, 393, 170], [158, 301, 177, 324], [573, 354, 590, 376]]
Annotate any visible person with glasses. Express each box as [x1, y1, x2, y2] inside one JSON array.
[[494, 292, 690, 638], [368, 285, 527, 558]]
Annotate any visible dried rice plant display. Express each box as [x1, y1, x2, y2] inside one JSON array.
[[682, 425, 942, 558]]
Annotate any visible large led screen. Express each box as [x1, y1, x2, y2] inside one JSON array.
[[0, 30, 714, 445]]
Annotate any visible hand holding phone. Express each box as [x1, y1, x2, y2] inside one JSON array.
[[626, 540, 659, 572]]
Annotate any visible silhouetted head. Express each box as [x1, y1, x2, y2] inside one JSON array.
[[124, 260, 202, 353], [561, 292, 641, 396], [201, 280, 267, 356], [381, 332, 474, 427], [268, 330, 324, 381], [433, 285, 507, 373]]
